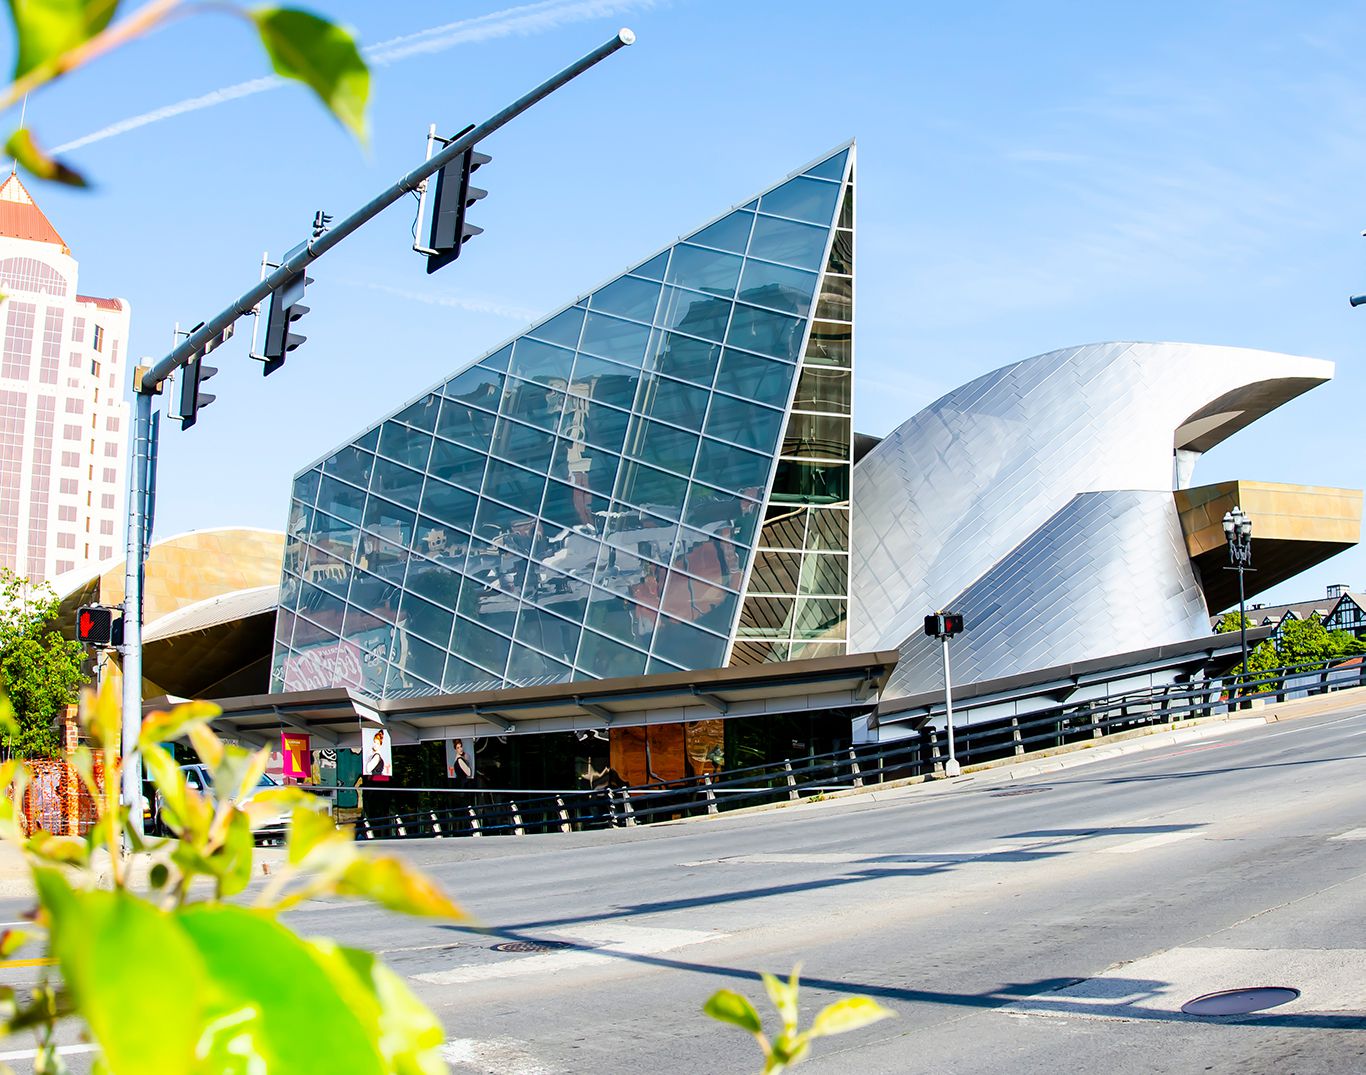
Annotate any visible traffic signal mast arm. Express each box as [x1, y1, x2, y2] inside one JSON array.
[[135, 27, 635, 398]]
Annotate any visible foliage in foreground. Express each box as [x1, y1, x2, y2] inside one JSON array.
[[703, 966, 894, 1073], [2, 0, 370, 186], [0, 566, 84, 758], [0, 679, 464, 1073]]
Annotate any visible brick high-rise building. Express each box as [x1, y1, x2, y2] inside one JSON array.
[[0, 171, 130, 584]]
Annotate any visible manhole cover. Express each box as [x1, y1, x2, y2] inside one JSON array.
[[1181, 987, 1300, 1016], [491, 940, 573, 954], [991, 787, 1051, 797]]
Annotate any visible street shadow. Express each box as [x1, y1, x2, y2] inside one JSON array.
[[418, 936, 1366, 1029], [1050, 753, 1366, 786]]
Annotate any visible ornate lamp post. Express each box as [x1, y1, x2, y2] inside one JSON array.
[[1223, 506, 1254, 684]]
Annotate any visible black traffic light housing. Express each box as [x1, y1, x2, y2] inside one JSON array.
[[261, 269, 312, 375], [924, 612, 966, 639], [77, 605, 123, 647], [175, 351, 218, 429], [426, 147, 490, 274]]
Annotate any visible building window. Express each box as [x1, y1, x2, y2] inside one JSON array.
[[63, 423, 80, 441], [57, 533, 75, 549], [38, 307, 63, 385], [59, 478, 77, 494], [64, 398, 83, 414], [98, 545, 111, 560], [102, 467, 116, 483], [72, 317, 85, 343], [60, 452, 78, 468], [0, 257, 68, 298], [2, 301, 35, 379], [56, 560, 73, 574], [99, 520, 113, 535], [101, 493, 114, 509], [57, 506, 75, 522], [103, 442, 118, 458], [92, 324, 104, 353], [105, 416, 119, 433]]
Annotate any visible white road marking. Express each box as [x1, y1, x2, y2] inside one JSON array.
[[0, 1043, 99, 1062], [1097, 831, 1199, 855], [1330, 828, 1366, 840], [412, 924, 720, 986], [443, 1037, 558, 1075], [1004, 946, 1366, 1021]]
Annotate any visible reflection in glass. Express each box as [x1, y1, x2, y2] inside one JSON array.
[[748, 215, 829, 271], [527, 305, 585, 348], [713, 349, 795, 404], [781, 413, 850, 461], [647, 331, 723, 387], [655, 289, 732, 344], [665, 244, 743, 297], [394, 394, 440, 432], [589, 275, 662, 323], [399, 592, 455, 648], [378, 421, 433, 470], [419, 477, 477, 534], [580, 312, 652, 365], [758, 176, 842, 227], [704, 393, 785, 454], [452, 616, 511, 678], [737, 259, 818, 317], [792, 367, 851, 415], [687, 210, 754, 255], [803, 321, 851, 367], [614, 460, 687, 520], [323, 445, 373, 488], [771, 459, 850, 505], [510, 338, 575, 384], [651, 613, 727, 670], [577, 629, 648, 679], [725, 304, 804, 362], [370, 456, 424, 511]]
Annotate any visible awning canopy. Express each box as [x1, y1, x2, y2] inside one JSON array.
[[144, 651, 901, 749]]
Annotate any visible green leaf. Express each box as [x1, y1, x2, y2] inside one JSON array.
[[287, 805, 352, 869], [309, 940, 447, 1074], [763, 969, 799, 1035], [334, 855, 467, 920], [250, 7, 368, 142], [139, 699, 220, 753], [0, 692, 18, 739], [177, 904, 389, 1074], [766, 1032, 810, 1072], [807, 995, 896, 1039], [25, 830, 88, 867], [34, 869, 211, 1073], [702, 989, 763, 1035], [6, 0, 118, 80]]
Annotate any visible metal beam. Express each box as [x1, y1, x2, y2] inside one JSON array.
[[691, 689, 729, 715], [575, 697, 616, 725], [473, 706, 515, 732]]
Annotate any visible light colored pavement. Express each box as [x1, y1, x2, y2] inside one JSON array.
[[1, 693, 1365, 1072]]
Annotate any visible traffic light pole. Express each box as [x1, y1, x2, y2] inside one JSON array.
[[116, 28, 635, 840], [942, 635, 961, 778]]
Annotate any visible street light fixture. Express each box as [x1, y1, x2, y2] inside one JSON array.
[[1222, 506, 1254, 691]]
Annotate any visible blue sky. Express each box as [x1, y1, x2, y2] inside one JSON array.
[[10, 0, 1366, 606]]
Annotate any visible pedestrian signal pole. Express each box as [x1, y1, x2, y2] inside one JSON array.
[[925, 612, 967, 777]]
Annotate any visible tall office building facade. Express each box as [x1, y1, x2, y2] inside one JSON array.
[[0, 172, 131, 584]]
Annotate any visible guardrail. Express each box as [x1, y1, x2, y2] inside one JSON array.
[[349, 654, 1365, 841]]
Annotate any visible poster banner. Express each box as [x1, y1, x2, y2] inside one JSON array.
[[362, 724, 392, 782], [281, 731, 311, 781], [445, 738, 475, 785]]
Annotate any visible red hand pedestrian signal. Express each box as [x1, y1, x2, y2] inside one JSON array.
[[76, 605, 118, 647]]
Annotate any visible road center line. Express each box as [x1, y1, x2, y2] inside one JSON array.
[[0, 1043, 99, 1062]]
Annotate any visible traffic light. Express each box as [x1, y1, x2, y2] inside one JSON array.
[[261, 269, 312, 375], [924, 612, 967, 638], [77, 605, 122, 647], [175, 351, 218, 429], [425, 147, 490, 274]]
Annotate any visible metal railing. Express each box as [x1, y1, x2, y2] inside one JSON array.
[[349, 655, 1364, 841]]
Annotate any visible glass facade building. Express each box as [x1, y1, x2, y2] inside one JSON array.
[[271, 145, 855, 699]]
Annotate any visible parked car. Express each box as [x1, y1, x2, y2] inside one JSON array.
[[145, 764, 294, 841]]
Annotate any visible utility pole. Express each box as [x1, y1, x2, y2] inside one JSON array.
[[117, 29, 635, 840]]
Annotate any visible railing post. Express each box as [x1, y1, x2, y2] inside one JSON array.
[[467, 805, 482, 837], [395, 814, 408, 838], [360, 816, 373, 841], [555, 795, 571, 834], [619, 788, 637, 826], [1010, 717, 1024, 756], [702, 772, 719, 813], [847, 748, 863, 788], [783, 760, 799, 800], [510, 800, 525, 837], [429, 810, 442, 838]]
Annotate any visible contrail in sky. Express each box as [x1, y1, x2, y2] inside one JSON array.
[[53, 0, 656, 153]]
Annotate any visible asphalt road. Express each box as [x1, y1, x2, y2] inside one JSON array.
[[4, 699, 1366, 1073]]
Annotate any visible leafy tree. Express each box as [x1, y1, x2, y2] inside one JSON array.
[[1275, 615, 1366, 666], [0, 567, 85, 757]]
